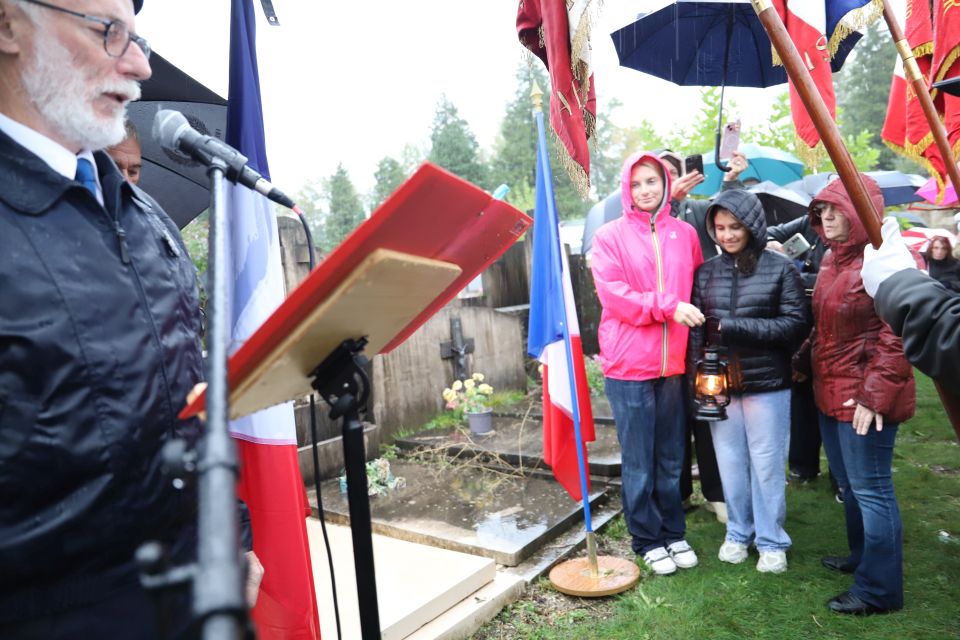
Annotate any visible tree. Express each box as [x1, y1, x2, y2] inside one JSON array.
[[321, 163, 365, 252], [428, 96, 489, 189], [489, 63, 588, 219], [369, 156, 407, 209]]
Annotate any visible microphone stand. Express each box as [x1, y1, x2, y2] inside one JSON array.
[[194, 158, 248, 639]]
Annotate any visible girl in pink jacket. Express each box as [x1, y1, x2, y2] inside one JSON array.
[[591, 152, 705, 575]]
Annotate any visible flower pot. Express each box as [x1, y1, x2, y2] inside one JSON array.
[[467, 410, 493, 435]]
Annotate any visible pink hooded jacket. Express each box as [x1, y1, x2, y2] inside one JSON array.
[[591, 152, 704, 381]]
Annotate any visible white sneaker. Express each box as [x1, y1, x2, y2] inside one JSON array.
[[718, 540, 749, 564], [757, 550, 788, 574], [642, 546, 677, 575], [667, 540, 699, 569], [704, 501, 728, 524]]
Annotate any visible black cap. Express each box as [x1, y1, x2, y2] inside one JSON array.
[[133, 0, 143, 14]]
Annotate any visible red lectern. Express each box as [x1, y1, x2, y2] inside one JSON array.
[[182, 163, 531, 639]]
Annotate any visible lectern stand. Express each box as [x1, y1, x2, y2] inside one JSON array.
[[180, 162, 532, 638]]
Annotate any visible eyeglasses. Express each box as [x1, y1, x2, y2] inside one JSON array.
[[19, 0, 151, 59]]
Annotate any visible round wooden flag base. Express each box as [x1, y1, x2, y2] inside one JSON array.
[[549, 555, 640, 598]]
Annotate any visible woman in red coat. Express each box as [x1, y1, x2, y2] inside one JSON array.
[[795, 175, 915, 615]]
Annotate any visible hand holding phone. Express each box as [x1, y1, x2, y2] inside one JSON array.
[[781, 232, 811, 260], [683, 154, 704, 177], [718, 119, 741, 161]]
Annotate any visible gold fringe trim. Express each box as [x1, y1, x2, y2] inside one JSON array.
[[931, 45, 960, 102], [792, 135, 828, 172], [827, 0, 883, 60], [772, 0, 883, 67], [912, 41, 934, 59], [882, 138, 947, 203], [569, 0, 599, 110], [549, 125, 591, 199]]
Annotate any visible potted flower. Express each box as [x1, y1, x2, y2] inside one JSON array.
[[442, 373, 495, 435]]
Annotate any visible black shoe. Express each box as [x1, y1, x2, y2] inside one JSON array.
[[827, 591, 890, 615], [821, 555, 855, 574]]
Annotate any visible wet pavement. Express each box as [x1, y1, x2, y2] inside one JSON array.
[[309, 459, 609, 566]]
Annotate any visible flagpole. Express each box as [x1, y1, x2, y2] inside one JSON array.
[[880, 1, 960, 209], [750, 0, 960, 437], [531, 82, 597, 578]]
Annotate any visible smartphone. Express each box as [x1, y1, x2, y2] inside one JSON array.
[[718, 119, 741, 161], [781, 232, 811, 260], [683, 154, 704, 176]]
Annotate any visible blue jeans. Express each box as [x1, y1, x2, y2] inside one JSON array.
[[710, 390, 791, 551], [605, 376, 686, 554], [819, 412, 903, 610]]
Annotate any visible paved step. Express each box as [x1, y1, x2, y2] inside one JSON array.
[[308, 520, 520, 640]]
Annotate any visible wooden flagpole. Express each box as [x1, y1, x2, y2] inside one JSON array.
[[749, 0, 960, 438]]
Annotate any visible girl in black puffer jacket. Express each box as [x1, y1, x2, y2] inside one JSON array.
[[686, 190, 808, 574]]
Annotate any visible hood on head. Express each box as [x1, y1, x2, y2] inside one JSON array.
[[808, 174, 883, 250], [705, 189, 766, 254], [620, 151, 672, 220]]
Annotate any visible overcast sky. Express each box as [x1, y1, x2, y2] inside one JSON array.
[[136, 0, 904, 200]]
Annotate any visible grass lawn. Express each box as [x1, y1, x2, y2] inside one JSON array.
[[476, 373, 960, 639]]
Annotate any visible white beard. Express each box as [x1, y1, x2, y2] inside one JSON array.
[[21, 38, 140, 151]]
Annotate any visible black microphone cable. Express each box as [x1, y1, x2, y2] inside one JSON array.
[[292, 205, 343, 640]]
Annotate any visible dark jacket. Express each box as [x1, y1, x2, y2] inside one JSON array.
[[687, 190, 809, 394], [875, 268, 960, 391], [795, 177, 915, 423], [926, 258, 960, 292], [766, 214, 826, 293], [0, 131, 204, 619]]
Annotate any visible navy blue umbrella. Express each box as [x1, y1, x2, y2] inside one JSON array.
[[611, 1, 860, 172]]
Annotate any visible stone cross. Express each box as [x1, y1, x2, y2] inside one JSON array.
[[439, 316, 474, 382]]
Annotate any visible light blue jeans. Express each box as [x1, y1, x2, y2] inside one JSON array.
[[710, 389, 791, 551]]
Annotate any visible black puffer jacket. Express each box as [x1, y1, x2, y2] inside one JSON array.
[[687, 190, 809, 393]]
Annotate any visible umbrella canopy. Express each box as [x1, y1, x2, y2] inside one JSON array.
[[917, 176, 958, 206], [611, 1, 786, 89], [901, 226, 955, 251], [127, 52, 227, 229], [746, 180, 811, 226], [692, 143, 805, 195], [785, 171, 926, 208]]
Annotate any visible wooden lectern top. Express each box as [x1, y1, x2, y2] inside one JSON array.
[[181, 163, 532, 420]]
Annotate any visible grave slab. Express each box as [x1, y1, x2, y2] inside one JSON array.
[[394, 415, 622, 476], [308, 459, 607, 566]]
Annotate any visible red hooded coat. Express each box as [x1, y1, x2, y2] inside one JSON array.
[[803, 177, 916, 423]]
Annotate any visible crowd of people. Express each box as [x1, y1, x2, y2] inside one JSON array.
[[590, 151, 957, 617]]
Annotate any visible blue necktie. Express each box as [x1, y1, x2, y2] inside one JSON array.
[[75, 157, 98, 198]]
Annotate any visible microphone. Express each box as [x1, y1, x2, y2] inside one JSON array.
[[153, 109, 297, 210]]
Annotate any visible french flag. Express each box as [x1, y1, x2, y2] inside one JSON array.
[[226, 0, 320, 637], [526, 107, 595, 502]]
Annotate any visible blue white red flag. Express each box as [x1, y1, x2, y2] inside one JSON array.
[[226, 0, 320, 637], [526, 109, 595, 502]]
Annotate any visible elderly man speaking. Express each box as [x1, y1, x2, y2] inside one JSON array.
[[0, 1, 220, 638]]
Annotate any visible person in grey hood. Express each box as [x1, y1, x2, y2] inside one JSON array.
[[686, 190, 809, 574]]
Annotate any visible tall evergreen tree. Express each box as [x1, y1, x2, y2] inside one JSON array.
[[369, 156, 407, 209], [321, 163, 365, 252], [427, 96, 489, 189], [834, 21, 909, 171], [490, 63, 588, 219]]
